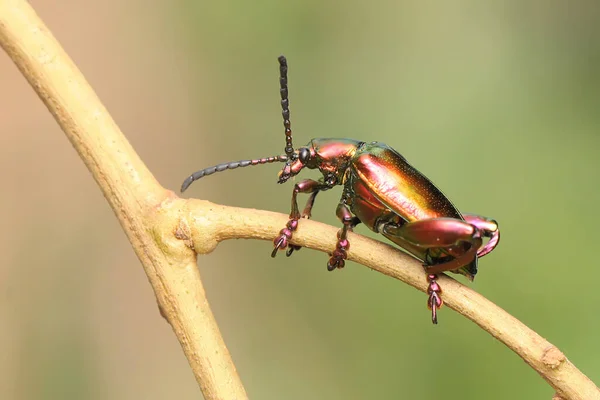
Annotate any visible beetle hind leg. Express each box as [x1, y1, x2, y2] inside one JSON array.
[[383, 218, 485, 324], [463, 214, 500, 258], [426, 274, 443, 324], [421, 251, 444, 324]]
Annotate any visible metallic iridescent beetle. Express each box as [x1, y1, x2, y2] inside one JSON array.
[[181, 56, 500, 324]]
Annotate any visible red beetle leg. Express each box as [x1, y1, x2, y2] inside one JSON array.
[[389, 218, 476, 248], [285, 189, 321, 256], [424, 237, 482, 274], [427, 274, 443, 324], [327, 202, 360, 271], [301, 189, 320, 219], [383, 218, 483, 274], [272, 179, 327, 258], [383, 218, 483, 324], [463, 214, 500, 258]]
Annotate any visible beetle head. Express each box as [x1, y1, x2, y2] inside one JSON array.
[[277, 144, 317, 183]]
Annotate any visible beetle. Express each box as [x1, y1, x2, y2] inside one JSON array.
[[181, 56, 500, 324]]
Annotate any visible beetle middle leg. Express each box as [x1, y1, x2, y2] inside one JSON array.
[[327, 202, 361, 271], [272, 179, 328, 257]]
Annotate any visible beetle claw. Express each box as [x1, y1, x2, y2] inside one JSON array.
[[430, 298, 439, 324], [286, 245, 301, 257]]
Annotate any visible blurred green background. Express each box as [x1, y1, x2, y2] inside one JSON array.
[[1, 1, 599, 399]]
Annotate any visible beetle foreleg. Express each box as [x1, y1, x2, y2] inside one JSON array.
[[272, 179, 328, 258], [285, 189, 321, 256]]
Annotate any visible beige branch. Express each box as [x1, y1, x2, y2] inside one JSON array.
[[180, 200, 600, 400], [1, 1, 599, 400], [0, 1, 247, 399]]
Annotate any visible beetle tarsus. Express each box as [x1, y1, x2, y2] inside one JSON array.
[[327, 254, 346, 270], [326, 228, 350, 271], [427, 274, 443, 325], [327, 258, 344, 271], [272, 218, 299, 257], [327, 244, 347, 270]]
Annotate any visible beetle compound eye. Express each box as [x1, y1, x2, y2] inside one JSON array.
[[298, 147, 311, 164]]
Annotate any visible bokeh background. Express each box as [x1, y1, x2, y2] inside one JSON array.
[[1, 1, 599, 399]]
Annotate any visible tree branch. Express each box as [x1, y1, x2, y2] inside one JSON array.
[[179, 200, 600, 400], [0, 1, 247, 399], [1, 1, 598, 399]]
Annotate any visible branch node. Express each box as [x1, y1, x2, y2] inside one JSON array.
[[183, 199, 220, 255], [175, 218, 194, 250], [542, 346, 566, 369]]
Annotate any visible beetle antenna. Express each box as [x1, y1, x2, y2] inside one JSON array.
[[279, 55, 295, 159], [181, 154, 288, 192]]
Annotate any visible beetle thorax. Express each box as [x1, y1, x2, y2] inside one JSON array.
[[309, 138, 363, 185]]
